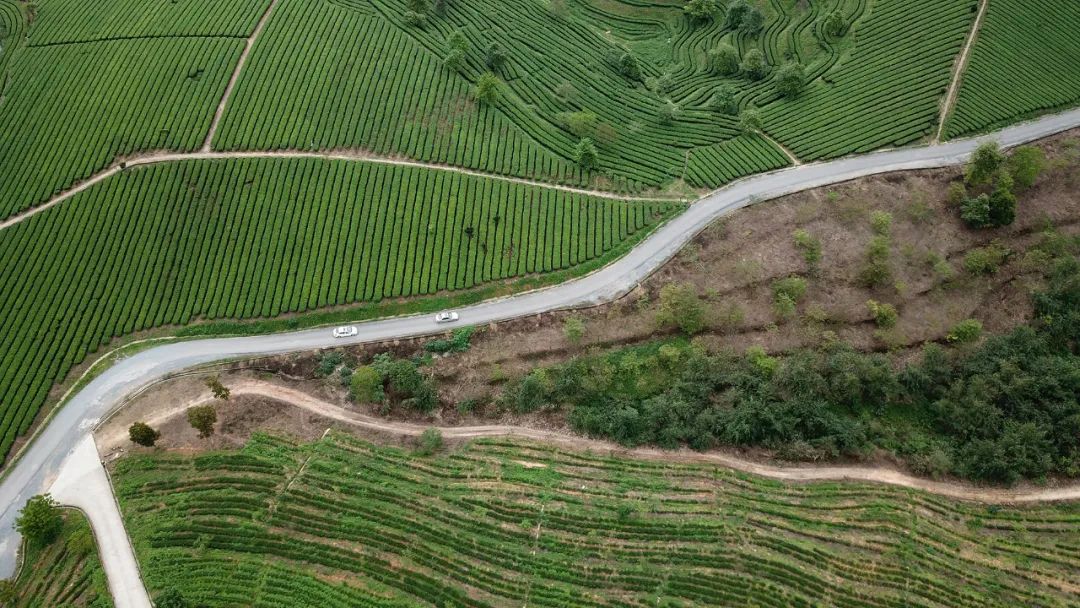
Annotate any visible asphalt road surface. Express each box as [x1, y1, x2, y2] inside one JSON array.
[[2, 107, 1080, 579]]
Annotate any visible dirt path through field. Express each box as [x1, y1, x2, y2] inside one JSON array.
[[99, 379, 1080, 505], [201, 0, 282, 151], [935, 0, 989, 142]]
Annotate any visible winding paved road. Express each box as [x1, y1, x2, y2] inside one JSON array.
[[2, 107, 1080, 587]]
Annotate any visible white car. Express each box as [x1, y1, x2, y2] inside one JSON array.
[[434, 311, 459, 324], [332, 325, 358, 338]]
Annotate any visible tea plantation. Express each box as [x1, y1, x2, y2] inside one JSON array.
[[114, 433, 1080, 607]]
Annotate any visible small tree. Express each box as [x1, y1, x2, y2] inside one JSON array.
[[655, 283, 706, 335], [563, 316, 586, 345], [738, 107, 763, 133], [724, 0, 750, 28], [740, 48, 767, 80], [859, 235, 892, 287], [947, 319, 983, 343], [792, 229, 821, 266], [866, 300, 898, 328], [350, 366, 384, 402], [16, 495, 63, 546], [155, 588, 190, 608], [474, 72, 501, 104], [1006, 145, 1045, 190], [205, 376, 230, 401], [658, 99, 680, 126], [128, 422, 160, 447], [574, 137, 599, 171], [708, 45, 739, 75], [774, 62, 805, 98], [186, 405, 217, 439], [684, 0, 719, 22], [444, 30, 469, 70], [740, 7, 764, 34], [711, 84, 738, 115], [963, 243, 1010, 274], [946, 181, 967, 207], [870, 210, 892, 236], [403, 10, 426, 27], [823, 10, 846, 37], [960, 193, 992, 227], [415, 428, 444, 456], [966, 141, 1005, 185], [988, 182, 1017, 227], [484, 41, 507, 70], [618, 52, 642, 80]]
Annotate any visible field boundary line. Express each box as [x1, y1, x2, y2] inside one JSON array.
[[935, 0, 989, 142], [109, 379, 1080, 505], [201, 0, 282, 151], [0, 149, 684, 231]]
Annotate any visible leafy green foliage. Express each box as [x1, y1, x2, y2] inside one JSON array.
[[205, 376, 230, 401], [946, 318, 982, 343], [963, 243, 1010, 274], [740, 48, 767, 80], [966, 141, 1005, 185], [129, 422, 161, 447], [563, 316, 585, 345], [314, 351, 344, 377], [350, 366, 384, 403], [774, 62, 806, 98], [1006, 145, 1046, 190], [823, 10, 847, 37], [424, 327, 476, 354], [186, 406, 217, 439], [655, 283, 706, 335], [710, 84, 738, 114], [16, 495, 63, 546], [474, 71, 502, 104], [683, 0, 718, 23], [574, 137, 599, 170], [415, 428, 444, 456], [859, 235, 892, 287], [772, 276, 808, 320], [708, 45, 739, 76], [866, 300, 898, 328], [792, 229, 822, 267], [372, 354, 438, 412]]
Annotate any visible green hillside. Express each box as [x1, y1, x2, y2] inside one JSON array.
[[114, 433, 1080, 607]]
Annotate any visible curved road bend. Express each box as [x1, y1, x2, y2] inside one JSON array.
[[2, 107, 1080, 582]]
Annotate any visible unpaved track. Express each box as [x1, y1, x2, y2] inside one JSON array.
[[3, 106, 1080, 589], [200, 0, 282, 151], [105, 380, 1080, 505], [935, 0, 989, 142], [0, 148, 681, 231]]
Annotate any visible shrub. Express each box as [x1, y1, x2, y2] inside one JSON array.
[[563, 316, 585, 345], [186, 405, 217, 438], [966, 141, 1005, 185], [415, 428, 444, 456], [155, 588, 190, 608], [128, 422, 160, 447], [403, 10, 426, 27], [484, 42, 507, 70], [574, 137, 599, 170], [710, 84, 738, 114], [866, 300, 898, 328], [740, 48, 767, 80], [772, 276, 807, 320], [960, 193, 992, 227], [859, 235, 892, 287], [655, 283, 706, 335], [618, 52, 642, 80], [474, 72, 501, 104], [823, 10, 846, 37], [708, 46, 739, 76], [946, 181, 967, 207], [658, 99, 680, 126], [792, 229, 821, 266], [870, 210, 892, 236], [1006, 145, 1046, 190], [205, 376, 230, 400], [963, 243, 1010, 274], [350, 366, 384, 402], [16, 494, 63, 546], [684, 0, 719, 22], [774, 62, 806, 98], [724, 0, 750, 28], [315, 351, 344, 377], [424, 327, 475, 354], [738, 107, 762, 133], [988, 183, 1017, 227], [947, 318, 982, 343]]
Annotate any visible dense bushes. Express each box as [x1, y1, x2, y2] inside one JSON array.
[[497, 247, 1080, 482]]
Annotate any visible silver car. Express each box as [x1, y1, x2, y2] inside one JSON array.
[[434, 311, 459, 324], [332, 325, 358, 338]]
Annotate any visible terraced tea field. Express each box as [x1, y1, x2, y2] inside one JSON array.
[[0, 158, 675, 460], [947, 0, 1080, 137], [114, 433, 1080, 607], [10, 510, 109, 607]]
